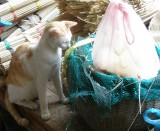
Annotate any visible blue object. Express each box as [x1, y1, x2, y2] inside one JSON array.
[[143, 108, 160, 131], [0, 20, 12, 26]]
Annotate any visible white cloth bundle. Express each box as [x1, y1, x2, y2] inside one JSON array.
[[92, 0, 160, 79]]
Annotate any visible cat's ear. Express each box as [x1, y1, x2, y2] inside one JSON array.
[[62, 21, 77, 28], [48, 27, 64, 37]]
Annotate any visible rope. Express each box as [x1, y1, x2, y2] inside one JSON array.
[[22, 15, 39, 26], [138, 80, 142, 114], [127, 78, 156, 131], [3, 39, 14, 55], [0, 26, 5, 33], [36, 1, 42, 10], [3, 39, 11, 49], [12, 11, 17, 21], [8, 2, 15, 12]]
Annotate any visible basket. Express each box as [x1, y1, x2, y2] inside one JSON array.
[[65, 0, 159, 33], [75, 97, 160, 131], [125, 0, 160, 23], [63, 36, 160, 131]]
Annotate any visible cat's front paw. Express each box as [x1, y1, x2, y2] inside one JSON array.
[[61, 97, 70, 105], [41, 112, 51, 120]]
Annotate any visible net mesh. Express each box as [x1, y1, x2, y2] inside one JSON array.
[[66, 35, 160, 129]]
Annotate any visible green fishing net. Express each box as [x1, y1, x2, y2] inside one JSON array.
[[66, 35, 160, 130]]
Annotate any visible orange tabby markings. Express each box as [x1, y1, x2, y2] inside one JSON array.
[[5, 91, 29, 126], [45, 21, 72, 37], [6, 43, 33, 87]]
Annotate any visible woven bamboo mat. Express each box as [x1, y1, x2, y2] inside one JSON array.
[[65, 0, 159, 33], [0, 0, 160, 87]]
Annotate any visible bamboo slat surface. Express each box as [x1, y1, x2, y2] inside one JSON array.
[[0, 82, 94, 131], [1, 26, 18, 40], [6, 2, 62, 38], [65, 0, 159, 33], [0, 0, 38, 16], [1, 0, 55, 22]]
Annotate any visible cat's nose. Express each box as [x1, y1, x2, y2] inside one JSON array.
[[61, 40, 71, 50], [65, 40, 70, 44]]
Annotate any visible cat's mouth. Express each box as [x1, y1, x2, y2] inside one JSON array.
[[61, 41, 71, 50]]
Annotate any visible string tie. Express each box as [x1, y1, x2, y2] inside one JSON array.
[[0, 26, 5, 33], [3, 40, 14, 55], [143, 108, 160, 131], [118, 3, 134, 45], [12, 11, 17, 21], [36, 1, 42, 10], [8, 2, 15, 12]]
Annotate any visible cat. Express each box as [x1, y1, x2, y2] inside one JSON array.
[[4, 20, 77, 126]]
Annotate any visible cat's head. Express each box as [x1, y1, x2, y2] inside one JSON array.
[[44, 21, 77, 50]]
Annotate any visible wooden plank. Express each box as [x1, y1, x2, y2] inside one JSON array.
[[0, 105, 28, 131], [0, 113, 5, 131], [0, 82, 93, 131]]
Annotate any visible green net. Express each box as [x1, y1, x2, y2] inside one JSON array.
[[66, 35, 160, 127]]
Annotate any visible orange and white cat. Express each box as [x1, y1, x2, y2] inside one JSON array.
[[5, 21, 77, 126]]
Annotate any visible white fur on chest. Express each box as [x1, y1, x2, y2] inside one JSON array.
[[8, 82, 37, 103], [34, 45, 62, 64]]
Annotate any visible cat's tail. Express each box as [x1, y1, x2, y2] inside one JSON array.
[[5, 90, 29, 126]]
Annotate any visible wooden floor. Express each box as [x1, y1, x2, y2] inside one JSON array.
[[0, 81, 93, 131]]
